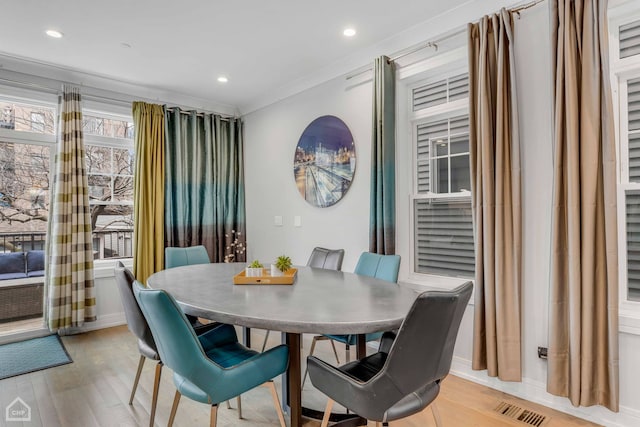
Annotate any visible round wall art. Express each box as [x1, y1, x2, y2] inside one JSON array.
[[293, 115, 356, 208]]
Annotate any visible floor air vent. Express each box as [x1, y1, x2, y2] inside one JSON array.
[[494, 401, 548, 426]]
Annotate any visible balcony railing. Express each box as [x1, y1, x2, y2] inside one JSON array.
[[0, 230, 134, 260]]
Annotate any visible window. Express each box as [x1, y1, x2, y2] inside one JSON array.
[[410, 73, 475, 278], [30, 112, 45, 133], [83, 111, 134, 260], [612, 12, 640, 303], [0, 95, 56, 258]]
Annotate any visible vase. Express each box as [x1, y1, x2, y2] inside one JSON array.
[[270, 264, 284, 276], [246, 267, 263, 277]]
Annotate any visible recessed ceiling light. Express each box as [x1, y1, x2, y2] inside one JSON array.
[[46, 30, 63, 39], [217, 76, 228, 83], [343, 28, 356, 37]]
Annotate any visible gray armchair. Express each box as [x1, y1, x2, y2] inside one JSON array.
[[307, 281, 472, 426]]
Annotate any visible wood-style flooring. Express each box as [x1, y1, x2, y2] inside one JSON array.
[[0, 325, 602, 427]]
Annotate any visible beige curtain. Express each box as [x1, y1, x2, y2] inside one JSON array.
[[132, 102, 165, 284], [46, 86, 96, 331], [548, 0, 619, 411], [469, 9, 522, 382]]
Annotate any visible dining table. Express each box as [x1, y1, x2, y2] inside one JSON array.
[[146, 262, 418, 427]]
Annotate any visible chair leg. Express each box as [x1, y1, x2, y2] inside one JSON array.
[[261, 330, 270, 352], [149, 361, 162, 427], [236, 395, 242, 419], [210, 404, 218, 427], [329, 339, 340, 364], [321, 399, 334, 427], [345, 344, 351, 363], [226, 400, 231, 409], [264, 381, 287, 427], [302, 335, 319, 389], [129, 355, 146, 405], [168, 391, 181, 427], [431, 402, 443, 427]]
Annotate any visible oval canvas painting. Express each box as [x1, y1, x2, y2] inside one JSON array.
[[294, 116, 356, 208]]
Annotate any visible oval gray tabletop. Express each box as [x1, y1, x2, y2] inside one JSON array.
[[146, 263, 418, 335]]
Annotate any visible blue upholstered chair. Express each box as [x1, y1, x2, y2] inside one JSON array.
[[303, 252, 401, 387], [133, 281, 289, 427], [164, 245, 214, 329], [165, 245, 211, 269], [114, 262, 221, 427]]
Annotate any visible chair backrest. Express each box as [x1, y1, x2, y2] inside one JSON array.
[[383, 282, 473, 395], [165, 245, 210, 269], [133, 281, 212, 379], [306, 247, 345, 271], [354, 252, 401, 283], [114, 261, 157, 351]]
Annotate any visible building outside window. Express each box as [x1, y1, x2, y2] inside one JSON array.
[[83, 111, 135, 260]]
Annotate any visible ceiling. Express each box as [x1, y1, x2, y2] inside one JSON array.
[[1, 0, 472, 113]]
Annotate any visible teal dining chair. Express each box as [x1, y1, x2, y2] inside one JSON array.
[[164, 245, 216, 329], [133, 281, 289, 427], [165, 245, 211, 269], [303, 252, 401, 387]]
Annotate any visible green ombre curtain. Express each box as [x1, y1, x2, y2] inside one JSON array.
[[548, 0, 619, 411], [469, 10, 522, 382], [164, 109, 245, 263], [46, 86, 96, 331], [369, 56, 396, 255], [132, 102, 165, 284]]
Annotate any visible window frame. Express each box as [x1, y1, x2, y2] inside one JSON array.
[[82, 107, 135, 265], [609, 4, 640, 331], [407, 67, 473, 284]]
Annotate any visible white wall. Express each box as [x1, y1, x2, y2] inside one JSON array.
[[244, 77, 372, 271], [244, 3, 640, 427]]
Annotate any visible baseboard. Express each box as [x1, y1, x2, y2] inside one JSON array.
[[64, 312, 126, 334], [450, 356, 640, 427]]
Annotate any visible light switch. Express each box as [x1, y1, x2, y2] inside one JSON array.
[[274, 215, 283, 226], [294, 216, 302, 227]]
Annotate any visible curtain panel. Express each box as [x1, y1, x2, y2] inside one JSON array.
[[46, 86, 96, 331], [548, 0, 619, 411], [468, 9, 523, 382], [369, 55, 396, 255], [132, 102, 166, 284], [164, 109, 246, 263]]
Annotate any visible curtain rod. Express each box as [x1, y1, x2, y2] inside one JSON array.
[[164, 106, 235, 121], [345, 0, 547, 81], [0, 75, 236, 118]]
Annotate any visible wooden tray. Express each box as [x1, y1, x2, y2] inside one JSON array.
[[233, 268, 297, 285]]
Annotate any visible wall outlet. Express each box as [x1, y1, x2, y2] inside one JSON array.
[[294, 216, 302, 227], [537, 346, 548, 359], [274, 215, 283, 226]]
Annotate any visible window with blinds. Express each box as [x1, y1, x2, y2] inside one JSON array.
[[412, 73, 469, 111], [625, 77, 640, 301], [411, 74, 474, 278], [620, 19, 640, 59], [612, 11, 640, 304]]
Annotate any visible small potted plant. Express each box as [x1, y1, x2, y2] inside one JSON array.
[[246, 260, 263, 277], [271, 255, 292, 277]]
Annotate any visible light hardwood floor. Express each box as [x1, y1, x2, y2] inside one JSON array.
[[0, 325, 602, 427]]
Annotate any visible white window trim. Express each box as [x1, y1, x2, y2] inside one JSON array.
[[405, 64, 475, 287], [609, 5, 640, 333]]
